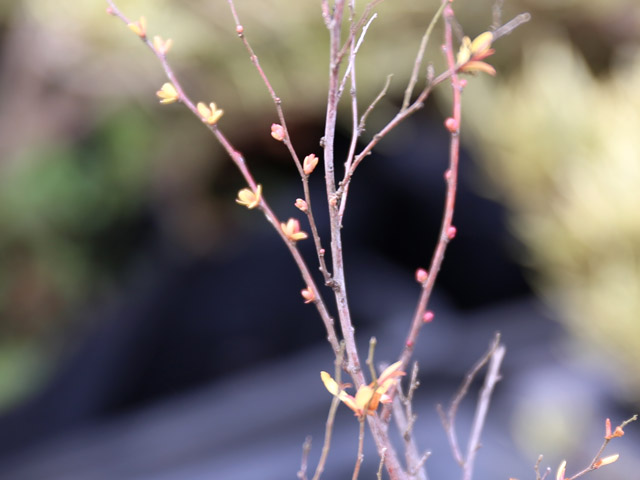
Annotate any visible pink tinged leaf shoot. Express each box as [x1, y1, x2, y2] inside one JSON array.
[[320, 362, 405, 417], [415, 268, 428, 283], [301, 287, 315, 304], [456, 31, 496, 76], [593, 454, 619, 469], [271, 123, 285, 141], [445, 117, 458, 133], [303, 154, 319, 175], [294, 198, 308, 212], [127, 16, 147, 38], [153, 35, 173, 55]]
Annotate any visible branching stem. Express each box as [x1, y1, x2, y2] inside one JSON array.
[[437, 334, 505, 480], [226, 0, 332, 282], [104, 0, 343, 357]]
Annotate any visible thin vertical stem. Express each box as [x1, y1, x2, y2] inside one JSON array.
[[352, 419, 366, 480], [463, 344, 505, 480], [226, 0, 332, 290], [397, 0, 462, 373], [323, 0, 363, 385], [312, 343, 347, 480], [323, 5, 407, 478]]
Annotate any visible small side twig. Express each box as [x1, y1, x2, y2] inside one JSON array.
[[311, 343, 347, 480], [392, 364, 429, 480], [565, 414, 638, 480], [366, 337, 379, 384], [464, 339, 505, 480], [340, 12, 378, 227], [352, 418, 366, 480], [338, 72, 393, 221], [493, 13, 531, 41], [490, 0, 505, 31], [225, 1, 298, 167], [437, 333, 505, 480], [226, 0, 332, 283], [534, 454, 551, 480], [297, 436, 313, 480], [358, 74, 393, 134], [377, 449, 387, 480], [402, 0, 448, 110]]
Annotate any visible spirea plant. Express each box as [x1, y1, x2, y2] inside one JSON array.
[[104, 1, 635, 479]]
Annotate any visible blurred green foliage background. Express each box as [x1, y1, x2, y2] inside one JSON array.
[[0, 0, 639, 466], [461, 3, 640, 398]]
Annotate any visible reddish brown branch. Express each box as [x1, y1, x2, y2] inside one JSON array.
[[104, 0, 341, 357], [565, 415, 637, 480], [397, 1, 462, 373], [226, 0, 331, 282]]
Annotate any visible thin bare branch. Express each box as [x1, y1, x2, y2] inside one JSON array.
[[437, 400, 464, 466], [491, 0, 504, 31], [337, 65, 453, 212], [337, 72, 392, 220], [412, 451, 432, 478], [406, 362, 420, 407], [352, 418, 366, 480], [392, 388, 429, 480], [359, 74, 393, 134], [366, 337, 379, 384], [337, 0, 387, 65], [339, 13, 366, 230], [322, 3, 408, 478], [402, 1, 447, 110], [301, 174, 333, 284], [312, 343, 347, 480], [377, 449, 387, 480], [464, 341, 505, 480], [298, 436, 312, 480], [226, 0, 332, 288], [338, 13, 378, 99], [226, 1, 303, 172], [103, 0, 344, 359], [492, 13, 531, 41], [436, 334, 504, 480], [534, 455, 551, 480], [342, 7, 528, 195]]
